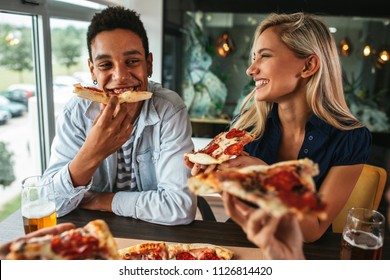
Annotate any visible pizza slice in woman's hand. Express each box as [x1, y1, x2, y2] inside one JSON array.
[[185, 128, 256, 165], [187, 158, 327, 220]]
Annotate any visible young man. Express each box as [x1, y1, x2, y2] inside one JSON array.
[[43, 6, 196, 225]]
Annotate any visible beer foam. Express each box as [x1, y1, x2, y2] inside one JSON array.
[[343, 230, 383, 250], [21, 200, 56, 219]]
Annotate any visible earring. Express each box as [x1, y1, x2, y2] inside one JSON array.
[[93, 80, 97, 85], [147, 74, 152, 78]]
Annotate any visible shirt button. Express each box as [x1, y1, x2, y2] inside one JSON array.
[[308, 136, 314, 140], [304, 149, 309, 154]]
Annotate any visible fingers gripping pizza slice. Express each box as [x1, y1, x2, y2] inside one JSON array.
[[6, 220, 119, 260], [73, 83, 152, 104], [188, 158, 327, 219], [185, 128, 256, 165]]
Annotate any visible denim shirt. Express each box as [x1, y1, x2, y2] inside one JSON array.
[[43, 82, 197, 225]]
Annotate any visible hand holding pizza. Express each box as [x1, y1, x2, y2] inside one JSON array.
[[217, 152, 267, 170], [0, 223, 75, 260], [222, 193, 305, 260], [69, 97, 138, 186], [185, 128, 256, 176]]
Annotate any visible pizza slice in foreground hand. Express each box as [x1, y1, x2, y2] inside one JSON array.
[[185, 128, 256, 165], [73, 83, 152, 104], [187, 158, 327, 219], [6, 219, 119, 260]]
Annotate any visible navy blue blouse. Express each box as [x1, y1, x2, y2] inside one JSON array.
[[244, 107, 372, 190]]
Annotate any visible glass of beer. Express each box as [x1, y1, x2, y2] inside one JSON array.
[[21, 175, 57, 234], [340, 207, 385, 260]]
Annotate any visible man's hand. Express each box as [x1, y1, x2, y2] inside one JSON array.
[[78, 191, 115, 212]]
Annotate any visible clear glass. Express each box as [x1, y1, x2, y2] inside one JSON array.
[[21, 175, 57, 234], [0, 12, 37, 215], [340, 207, 385, 260]]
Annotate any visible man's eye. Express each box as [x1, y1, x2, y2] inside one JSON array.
[[98, 62, 112, 69], [126, 59, 139, 65]]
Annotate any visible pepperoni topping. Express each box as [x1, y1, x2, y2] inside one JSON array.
[[202, 143, 220, 155], [51, 230, 101, 259], [224, 142, 244, 156], [199, 252, 221, 260], [265, 171, 301, 191], [225, 128, 246, 139], [176, 252, 196, 260], [264, 170, 323, 210]]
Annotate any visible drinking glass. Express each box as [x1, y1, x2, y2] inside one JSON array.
[[340, 207, 385, 260], [21, 175, 57, 234]]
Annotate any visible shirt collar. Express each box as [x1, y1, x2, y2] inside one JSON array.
[[268, 104, 332, 136]]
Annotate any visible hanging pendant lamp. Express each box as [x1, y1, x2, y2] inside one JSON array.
[[339, 37, 353, 57], [215, 32, 235, 57]]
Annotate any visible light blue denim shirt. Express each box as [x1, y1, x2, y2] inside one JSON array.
[[43, 81, 197, 225]]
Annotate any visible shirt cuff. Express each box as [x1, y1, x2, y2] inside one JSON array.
[[112, 191, 140, 218]]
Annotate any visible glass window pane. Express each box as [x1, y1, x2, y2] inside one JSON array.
[[0, 12, 36, 219], [50, 18, 90, 118]]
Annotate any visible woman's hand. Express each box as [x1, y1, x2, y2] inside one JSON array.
[[184, 156, 217, 176], [185, 152, 265, 176], [218, 153, 267, 170], [222, 192, 305, 260]]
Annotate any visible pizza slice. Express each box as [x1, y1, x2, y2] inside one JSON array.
[[168, 243, 233, 260], [187, 158, 327, 219], [185, 128, 256, 165], [118, 241, 169, 260], [6, 219, 119, 260], [73, 83, 152, 104], [118, 241, 233, 260]]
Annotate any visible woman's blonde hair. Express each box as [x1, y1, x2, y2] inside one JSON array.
[[232, 12, 362, 137]]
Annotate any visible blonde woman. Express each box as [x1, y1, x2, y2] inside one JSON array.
[[216, 12, 372, 242]]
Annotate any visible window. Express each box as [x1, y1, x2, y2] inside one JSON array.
[[0, 0, 110, 221]]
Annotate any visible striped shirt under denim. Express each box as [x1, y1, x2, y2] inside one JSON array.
[[115, 122, 138, 192]]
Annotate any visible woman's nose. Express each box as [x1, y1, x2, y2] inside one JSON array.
[[246, 62, 259, 77]]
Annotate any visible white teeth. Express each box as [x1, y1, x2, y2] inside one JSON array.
[[255, 80, 269, 87], [112, 87, 134, 93]]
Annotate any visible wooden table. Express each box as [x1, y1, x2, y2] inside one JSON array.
[[1, 208, 389, 260]]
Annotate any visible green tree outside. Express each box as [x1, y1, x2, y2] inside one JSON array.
[[0, 24, 33, 83]]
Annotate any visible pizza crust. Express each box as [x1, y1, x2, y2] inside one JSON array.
[[73, 83, 152, 104]]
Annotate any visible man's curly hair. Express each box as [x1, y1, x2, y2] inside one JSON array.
[[87, 6, 149, 61]]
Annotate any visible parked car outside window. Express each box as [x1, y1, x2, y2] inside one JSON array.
[[0, 96, 27, 117], [0, 89, 29, 107], [0, 110, 11, 125]]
